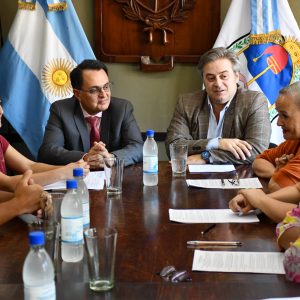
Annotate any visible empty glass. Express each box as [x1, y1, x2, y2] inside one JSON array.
[[84, 227, 118, 291]]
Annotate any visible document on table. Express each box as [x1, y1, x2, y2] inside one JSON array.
[[192, 250, 285, 274], [43, 171, 105, 190], [169, 208, 259, 223], [19, 213, 39, 224], [186, 177, 262, 189], [265, 297, 300, 300], [188, 164, 235, 173]]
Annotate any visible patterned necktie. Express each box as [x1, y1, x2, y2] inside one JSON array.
[[86, 116, 101, 147]]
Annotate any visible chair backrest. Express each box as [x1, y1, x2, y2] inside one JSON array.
[[268, 143, 277, 149]]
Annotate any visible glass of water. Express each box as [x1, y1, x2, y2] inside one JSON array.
[[169, 142, 188, 177]]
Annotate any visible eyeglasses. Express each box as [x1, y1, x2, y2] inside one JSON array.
[[227, 173, 240, 186], [159, 265, 192, 283], [80, 82, 113, 95], [227, 178, 239, 186]]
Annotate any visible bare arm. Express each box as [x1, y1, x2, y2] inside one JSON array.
[[0, 172, 21, 192], [0, 191, 14, 202], [252, 158, 276, 178], [277, 227, 300, 250], [267, 183, 300, 203], [3, 143, 89, 186], [0, 171, 43, 226], [4, 145, 59, 174], [229, 189, 297, 223], [268, 178, 282, 192], [29, 161, 89, 187]]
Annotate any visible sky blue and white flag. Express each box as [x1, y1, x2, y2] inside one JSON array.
[[0, 0, 95, 158], [214, 0, 300, 145]]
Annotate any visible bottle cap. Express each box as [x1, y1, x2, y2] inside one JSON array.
[[66, 179, 78, 189], [146, 129, 154, 137], [73, 167, 84, 177], [29, 231, 45, 246]]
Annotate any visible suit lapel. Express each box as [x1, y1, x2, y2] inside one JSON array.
[[197, 94, 209, 138], [74, 102, 90, 152], [222, 95, 237, 138], [101, 109, 110, 147]]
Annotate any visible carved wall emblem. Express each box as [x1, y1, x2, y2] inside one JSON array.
[[115, 0, 196, 44]]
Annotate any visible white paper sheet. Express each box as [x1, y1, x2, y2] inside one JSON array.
[[188, 164, 235, 173], [43, 171, 105, 190], [169, 208, 259, 223], [264, 297, 300, 300], [186, 177, 262, 189], [192, 250, 285, 274]]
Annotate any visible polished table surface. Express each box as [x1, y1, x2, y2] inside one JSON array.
[[0, 162, 300, 299]]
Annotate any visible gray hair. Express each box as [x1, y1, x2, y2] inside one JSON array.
[[279, 81, 300, 108], [197, 47, 240, 78]]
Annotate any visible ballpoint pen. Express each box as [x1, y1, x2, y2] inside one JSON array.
[[201, 223, 216, 235], [187, 241, 242, 246]]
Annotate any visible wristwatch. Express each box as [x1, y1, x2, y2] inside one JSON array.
[[200, 150, 211, 163]]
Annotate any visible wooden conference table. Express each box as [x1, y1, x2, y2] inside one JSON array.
[[0, 162, 300, 299]]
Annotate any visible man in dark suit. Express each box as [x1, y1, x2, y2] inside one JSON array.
[[38, 60, 143, 168], [165, 47, 271, 165]]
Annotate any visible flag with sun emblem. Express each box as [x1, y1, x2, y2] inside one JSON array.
[[0, 0, 95, 157], [214, 0, 300, 146]]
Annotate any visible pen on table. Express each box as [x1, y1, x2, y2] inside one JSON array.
[[234, 173, 240, 185], [187, 244, 240, 249], [187, 241, 242, 246], [201, 223, 216, 235]]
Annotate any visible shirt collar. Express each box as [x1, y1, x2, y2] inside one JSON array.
[[80, 104, 102, 118], [207, 95, 234, 112]]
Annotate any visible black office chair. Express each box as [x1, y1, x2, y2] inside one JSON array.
[[268, 142, 277, 149]]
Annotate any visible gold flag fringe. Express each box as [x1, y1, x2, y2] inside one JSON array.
[[18, 1, 36, 10], [48, 3, 67, 11], [250, 30, 283, 45]]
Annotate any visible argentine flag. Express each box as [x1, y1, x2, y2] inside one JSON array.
[[214, 0, 300, 146], [0, 0, 95, 158]]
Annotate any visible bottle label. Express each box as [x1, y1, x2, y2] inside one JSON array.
[[143, 156, 158, 174], [83, 202, 90, 228], [61, 216, 83, 243], [24, 281, 56, 300]]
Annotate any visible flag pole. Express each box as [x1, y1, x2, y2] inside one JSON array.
[[0, 17, 3, 48]]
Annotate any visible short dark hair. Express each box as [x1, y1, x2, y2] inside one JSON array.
[[70, 59, 108, 89], [197, 47, 240, 78]]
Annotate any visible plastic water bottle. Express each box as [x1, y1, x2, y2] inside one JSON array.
[[61, 179, 83, 262], [73, 168, 90, 229], [143, 129, 158, 186], [23, 231, 56, 300]]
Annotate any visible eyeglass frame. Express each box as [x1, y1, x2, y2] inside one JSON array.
[[158, 265, 192, 283], [77, 81, 113, 96], [227, 173, 240, 186]]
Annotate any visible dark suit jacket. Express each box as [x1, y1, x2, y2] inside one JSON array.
[[165, 86, 271, 164], [38, 96, 143, 166]]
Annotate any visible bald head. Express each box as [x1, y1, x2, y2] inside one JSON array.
[[279, 81, 300, 109], [276, 82, 300, 140]]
